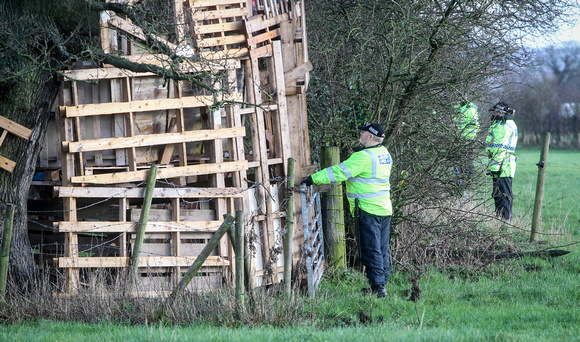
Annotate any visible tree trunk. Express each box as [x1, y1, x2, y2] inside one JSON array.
[[0, 3, 60, 286]]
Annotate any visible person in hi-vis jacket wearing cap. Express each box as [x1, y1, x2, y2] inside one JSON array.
[[302, 123, 392, 297], [486, 102, 518, 220]]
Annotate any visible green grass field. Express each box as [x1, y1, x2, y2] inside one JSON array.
[[1, 149, 579, 341], [513, 148, 580, 239]]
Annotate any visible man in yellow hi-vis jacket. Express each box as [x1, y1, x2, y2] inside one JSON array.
[[486, 102, 518, 220], [453, 101, 480, 141], [453, 100, 481, 182], [302, 123, 392, 297]]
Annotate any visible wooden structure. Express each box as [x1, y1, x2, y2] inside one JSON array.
[[0, 116, 33, 173], [29, 0, 313, 294]]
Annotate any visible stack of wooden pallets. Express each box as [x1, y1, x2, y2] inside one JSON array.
[[37, 0, 314, 295]]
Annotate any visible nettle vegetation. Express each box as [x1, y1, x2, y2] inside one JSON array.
[[0, 0, 579, 328]]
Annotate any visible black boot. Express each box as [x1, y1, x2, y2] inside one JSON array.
[[361, 286, 387, 297], [374, 286, 387, 298]]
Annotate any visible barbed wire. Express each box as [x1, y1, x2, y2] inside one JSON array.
[[27, 180, 148, 214], [20, 174, 301, 262], [6, 167, 577, 294]]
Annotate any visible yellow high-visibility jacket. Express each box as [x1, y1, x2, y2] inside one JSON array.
[[311, 145, 392, 217], [486, 116, 518, 178], [453, 102, 480, 140]]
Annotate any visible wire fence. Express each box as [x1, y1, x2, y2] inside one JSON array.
[[14, 174, 300, 263]]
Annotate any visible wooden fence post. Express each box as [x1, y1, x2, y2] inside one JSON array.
[[0, 204, 15, 298], [129, 164, 158, 284], [243, 224, 254, 295], [321, 146, 345, 267], [530, 133, 550, 242], [235, 210, 244, 304], [284, 158, 295, 295]]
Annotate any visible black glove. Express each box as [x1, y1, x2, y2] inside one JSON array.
[[301, 176, 314, 186]]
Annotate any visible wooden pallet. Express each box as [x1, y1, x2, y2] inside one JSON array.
[[186, 0, 252, 59], [244, 6, 300, 58], [53, 184, 240, 293]]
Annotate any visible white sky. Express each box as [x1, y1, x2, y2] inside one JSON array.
[[529, 15, 580, 47], [553, 20, 580, 43]]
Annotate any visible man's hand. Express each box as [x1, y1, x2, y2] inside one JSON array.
[[301, 176, 314, 186]]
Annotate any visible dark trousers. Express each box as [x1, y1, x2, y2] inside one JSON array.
[[356, 209, 391, 289], [492, 176, 513, 220]]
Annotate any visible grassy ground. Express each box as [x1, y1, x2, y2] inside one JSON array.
[[1, 149, 579, 341], [513, 148, 580, 239]]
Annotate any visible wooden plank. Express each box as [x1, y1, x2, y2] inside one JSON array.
[[269, 0, 279, 17], [299, 0, 309, 90], [91, 84, 104, 165], [284, 61, 312, 84], [124, 77, 137, 171], [173, 0, 187, 42], [0, 155, 16, 173], [62, 196, 79, 292], [194, 21, 244, 35], [66, 126, 245, 153], [0, 131, 9, 148], [56, 256, 227, 268], [70, 160, 248, 184], [56, 186, 244, 198], [119, 198, 128, 257], [207, 106, 230, 279], [175, 83, 188, 167], [199, 48, 248, 60], [130, 208, 215, 221], [272, 41, 292, 170], [171, 197, 181, 286], [196, 34, 247, 48], [56, 220, 225, 233], [159, 115, 178, 165], [249, 44, 273, 58], [247, 28, 280, 46], [63, 68, 156, 81], [110, 78, 127, 166], [189, 0, 248, 7], [249, 56, 276, 283], [108, 15, 177, 50], [190, 7, 246, 21], [226, 104, 248, 211], [71, 82, 85, 175], [100, 11, 112, 53], [245, 12, 290, 33], [0, 116, 32, 140], [62, 93, 242, 117]]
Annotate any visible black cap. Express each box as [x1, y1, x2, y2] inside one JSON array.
[[358, 123, 385, 138], [489, 102, 512, 113]]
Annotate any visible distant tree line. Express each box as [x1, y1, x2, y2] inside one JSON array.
[[501, 41, 580, 149]]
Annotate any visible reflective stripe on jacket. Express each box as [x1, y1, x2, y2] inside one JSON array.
[[311, 145, 392, 217], [453, 102, 480, 140], [486, 118, 518, 178]]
